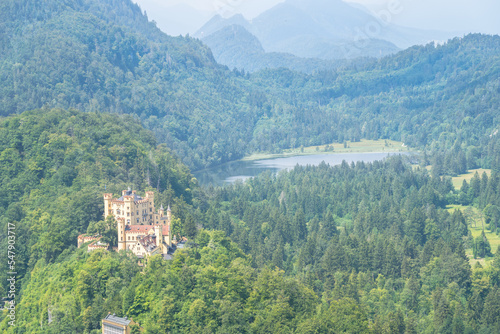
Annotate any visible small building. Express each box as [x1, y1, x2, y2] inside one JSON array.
[[129, 235, 161, 258], [102, 313, 139, 334], [88, 239, 109, 251]]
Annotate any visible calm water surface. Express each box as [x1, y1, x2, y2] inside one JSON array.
[[194, 152, 406, 187]]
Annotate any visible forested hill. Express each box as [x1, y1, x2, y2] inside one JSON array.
[[247, 34, 500, 172], [0, 108, 195, 294], [0, 0, 256, 169], [1, 0, 499, 171]]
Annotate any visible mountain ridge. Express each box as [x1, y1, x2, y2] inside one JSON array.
[[196, 0, 457, 64], [202, 24, 351, 73]]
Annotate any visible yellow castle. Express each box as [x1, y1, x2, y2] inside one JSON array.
[[103, 188, 173, 257]]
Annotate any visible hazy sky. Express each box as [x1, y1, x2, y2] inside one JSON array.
[[133, 0, 500, 36]]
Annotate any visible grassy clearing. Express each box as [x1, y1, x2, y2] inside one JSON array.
[[451, 169, 492, 190], [467, 252, 488, 268], [447, 204, 500, 266], [242, 139, 410, 161]]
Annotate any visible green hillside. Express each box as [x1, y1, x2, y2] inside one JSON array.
[[0, 0, 258, 170], [0, 108, 194, 298]]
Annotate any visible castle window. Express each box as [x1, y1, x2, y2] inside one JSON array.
[[150, 208, 152, 212], [128, 236, 130, 240]]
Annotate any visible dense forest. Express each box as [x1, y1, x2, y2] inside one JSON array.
[[0, 0, 499, 170], [196, 159, 500, 333]]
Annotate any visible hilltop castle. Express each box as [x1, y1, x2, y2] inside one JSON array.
[[104, 189, 173, 257], [79, 189, 175, 258]]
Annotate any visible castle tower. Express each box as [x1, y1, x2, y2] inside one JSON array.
[[167, 205, 172, 224], [159, 204, 164, 218], [103, 193, 113, 219], [117, 218, 126, 251], [154, 225, 163, 253], [145, 191, 155, 213], [124, 195, 134, 225]]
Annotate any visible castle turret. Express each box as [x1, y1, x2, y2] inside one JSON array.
[[159, 204, 164, 218], [167, 205, 172, 224], [117, 218, 126, 251]]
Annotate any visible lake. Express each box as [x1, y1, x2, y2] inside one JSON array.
[[194, 152, 407, 187]]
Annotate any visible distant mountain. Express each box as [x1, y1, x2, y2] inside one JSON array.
[[196, 14, 251, 39], [202, 24, 349, 73], [196, 0, 455, 64]]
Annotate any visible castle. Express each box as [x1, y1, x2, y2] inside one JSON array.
[[78, 189, 175, 258]]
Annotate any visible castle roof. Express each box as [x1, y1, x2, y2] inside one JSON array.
[[118, 190, 143, 202], [125, 225, 152, 234], [124, 224, 169, 236], [162, 224, 169, 235], [138, 235, 158, 253], [103, 314, 131, 326]]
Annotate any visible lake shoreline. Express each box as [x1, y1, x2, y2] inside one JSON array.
[[193, 139, 411, 174], [241, 139, 410, 162], [194, 151, 412, 187]]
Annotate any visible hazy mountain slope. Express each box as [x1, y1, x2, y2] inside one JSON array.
[[197, 0, 455, 62], [285, 0, 454, 48], [254, 0, 373, 43], [196, 0, 401, 61], [195, 13, 251, 39], [202, 24, 345, 73]]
